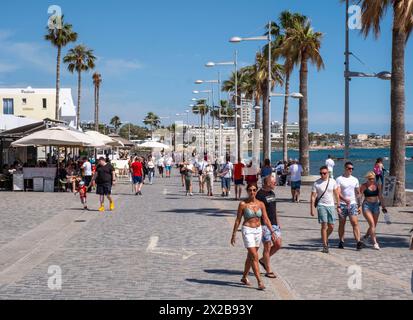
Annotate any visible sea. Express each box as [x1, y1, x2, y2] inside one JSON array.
[[265, 147, 413, 189]]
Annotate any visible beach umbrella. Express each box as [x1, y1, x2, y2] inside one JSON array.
[[84, 131, 123, 147], [137, 141, 171, 150], [11, 127, 105, 148]]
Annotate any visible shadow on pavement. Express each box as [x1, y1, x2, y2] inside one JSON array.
[[204, 269, 244, 276], [186, 278, 255, 290], [298, 235, 410, 249], [160, 208, 235, 217]]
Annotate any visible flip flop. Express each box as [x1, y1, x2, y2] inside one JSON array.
[[258, 282, 266, 291], [265, 272, 277, 279], [241, 278, 252, 286], [258, 259, 267, 272]]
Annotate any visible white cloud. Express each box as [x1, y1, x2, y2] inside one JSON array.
[[0, 29, 55, 75], [99, 58, 143, 76], [0, 62, 19, 73]]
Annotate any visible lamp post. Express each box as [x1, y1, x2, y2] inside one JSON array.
[[344, 0, 391, 160], [195, 81, 219, 158], [176, 110, 190, 161], [230, 23, 272, 161], [206, 57, 237, 161]]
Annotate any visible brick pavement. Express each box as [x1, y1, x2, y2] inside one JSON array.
[[0, 173, 411, 300]]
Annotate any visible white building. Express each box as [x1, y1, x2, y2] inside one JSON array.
[[240, 98, 253, 128], [0, 87, 77, 128]]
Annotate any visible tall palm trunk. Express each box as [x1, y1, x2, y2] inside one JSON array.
[[390, 27, 406, 207], [262, 84, 270, 161], [299, 57, 309, 176], [283, 73, 290, 163], [55, 45, 61, 121], [254, 95, 261, 130], [94, 83, 98, 131], [77, 70, 81, 130]]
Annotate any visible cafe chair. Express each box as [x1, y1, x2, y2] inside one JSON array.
[[58, 179, 69, 192]]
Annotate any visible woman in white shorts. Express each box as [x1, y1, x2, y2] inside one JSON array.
[[231, 183, 276, 291]]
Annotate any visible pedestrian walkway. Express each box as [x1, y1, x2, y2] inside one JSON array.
[[0, 175, 411, 299]]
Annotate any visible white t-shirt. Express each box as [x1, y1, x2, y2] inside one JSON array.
[[82, 161, 92, 176], [289, 164, 303, 182], [326, 159, 335, 172], [157, 158, 165, 167], [165, 157, 173, 166], [222, 162, 233, 178], [147, 161, 155, 169], [312, 178, 339, 207], [336, 175, 360, 205]]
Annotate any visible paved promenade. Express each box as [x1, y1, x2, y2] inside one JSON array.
[[0, 172, 412, 300]]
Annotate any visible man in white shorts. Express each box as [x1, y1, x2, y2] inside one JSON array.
[[336, 162, 363, 251]]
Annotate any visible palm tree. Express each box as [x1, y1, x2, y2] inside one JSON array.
[[275, 11, 308, 162], [45, 17, 77, 121], [357, 0, 412, 207], [144, 112, 161, 139], [279, 19, 324, 175], [255, 49, 284, 160], [64, 45, 96, 129], [93, 72, 102, 132], [110, 116, 122, 132]]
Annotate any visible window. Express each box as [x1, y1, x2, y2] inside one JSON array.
[[22, 98, 27, 105], [3, 99, 14, 115], [42, 98, 47, 109]]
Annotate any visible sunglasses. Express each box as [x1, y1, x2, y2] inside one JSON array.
[[320, 172, 329, 175], [248, 189, 258, 192], [346, 167, 354, 170]]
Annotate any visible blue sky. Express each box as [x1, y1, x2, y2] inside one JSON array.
[[0, 0, 412, 134]]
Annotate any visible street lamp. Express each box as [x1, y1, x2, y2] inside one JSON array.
[[231, 23, 272, 161], [176, 111, 190, 160], [344, 0, 391, 160], [206, 57, 237, 162]]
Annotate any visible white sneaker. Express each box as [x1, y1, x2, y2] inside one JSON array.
[[190, 193, 193, 196], [373, 243, 381, 250]]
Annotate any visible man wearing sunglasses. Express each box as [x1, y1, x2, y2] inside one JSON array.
[[336, 162, 364, 251], [311, 166, 341, 254]]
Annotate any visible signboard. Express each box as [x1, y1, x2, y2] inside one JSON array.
[[33, 178, 44, 192], [23, 168, 56, 180], [382, 176, 396, 207], [44, 179, 55, 193], [13, 174, 24, 191]]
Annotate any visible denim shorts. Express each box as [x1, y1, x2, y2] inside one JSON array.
[[291, 181, 301, 190], [262, 225, 282, 243], [222, 177, 231, 190], [338, 203, 359, 219], [363, 201, 380, 215], [133, 176, 143, 184], [317, 206, 337, 225]]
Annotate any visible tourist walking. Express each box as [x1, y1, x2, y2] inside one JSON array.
[[157, 156, 165, 178], [231, 183, 276, 291], [233, 160, 245, 200], [204, 160, 215, 197], [326, 155, 335, 179], [74, 181, 88, 210], [131, 157, 144, 196], [165, 154, 173, 178], [245, 160, 259, 186], [373, 158, 387, 186], [311, 166, 341, 254], [179, 161, 186, 187], [197, 157, 207, 194], [91, 157, 116, 212], [147, 156, 156, 185], [260, 159, 273, 183], [183, 161, 195, 196], [81, 157, 93, 193], [289, 160, 303, 203], [360, 172, 387, 250], [336, 162, 363, 251], [219, 156, 233, 197], [256, 175, 282, 279]]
